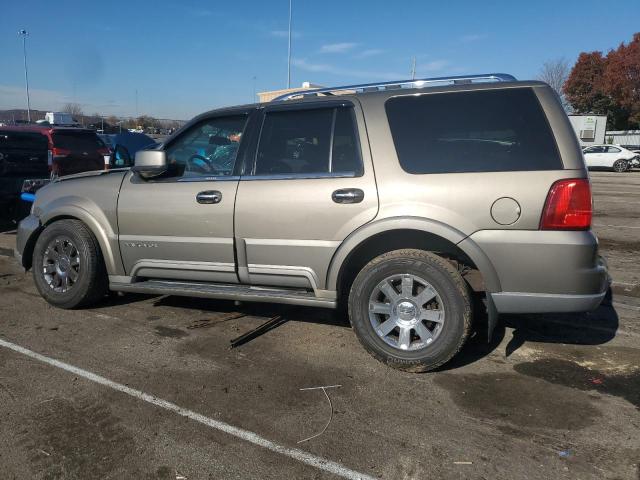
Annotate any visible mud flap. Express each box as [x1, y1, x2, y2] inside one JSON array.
[[486, 293, 499, 343]]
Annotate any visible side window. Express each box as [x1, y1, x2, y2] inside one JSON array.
[[607, 146, 621, 153], [163, 115, 247, 179], [385, 88, 563, 174], [254, 106, 361, 176]]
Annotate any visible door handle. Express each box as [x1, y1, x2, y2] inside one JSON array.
[[196, 190, 222, 204], [332, 188, 364, 204]]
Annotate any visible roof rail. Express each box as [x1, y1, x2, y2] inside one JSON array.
[[272, 73, 517, 102]]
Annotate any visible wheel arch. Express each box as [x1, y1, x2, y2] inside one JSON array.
[[25, 205, 123, 276], [326, 217, 501, 299]]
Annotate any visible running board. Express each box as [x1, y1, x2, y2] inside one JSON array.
[[110, 279, 337, 308]]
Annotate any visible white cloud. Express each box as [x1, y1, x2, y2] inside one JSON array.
[[459, 34, 486, 42], [355, 49, 387, 59], [319, 42, 359, 54], [292, 58, 404, 80]]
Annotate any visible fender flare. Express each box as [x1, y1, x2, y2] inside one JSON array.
[[39, 200, 124, 276], [325, 216, 501, 293]]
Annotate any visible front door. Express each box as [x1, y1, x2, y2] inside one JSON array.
[[583, 146, 605, 167], [234, 102, 378, 293], [117, 113, 250, 283]]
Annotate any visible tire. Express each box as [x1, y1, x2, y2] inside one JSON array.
[[348, 249, 471, 372], [32, 219, 108, 309], [612, 159, 628, 173]]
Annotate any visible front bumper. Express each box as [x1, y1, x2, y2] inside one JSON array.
[[15, 214, 41, 269]]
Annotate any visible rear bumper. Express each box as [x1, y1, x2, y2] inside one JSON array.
[[469, 229, 609, 314], [490, 289, 607, 314]]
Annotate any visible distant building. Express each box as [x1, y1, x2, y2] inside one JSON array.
[[257, 81, 323, 103], [605, 130, 640, 149], [568, 114, 607, 146]]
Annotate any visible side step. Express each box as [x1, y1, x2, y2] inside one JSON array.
[[110, 279, 337, 309]]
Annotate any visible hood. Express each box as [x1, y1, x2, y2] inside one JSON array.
[[54, 168, 130, 183]]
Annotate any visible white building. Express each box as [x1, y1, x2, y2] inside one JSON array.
[[568, 114, 607, 146]]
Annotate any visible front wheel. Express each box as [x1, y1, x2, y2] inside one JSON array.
[[348, 249, 472, 372], [32, 219, 108, 309], [613, 159, 628, 173]]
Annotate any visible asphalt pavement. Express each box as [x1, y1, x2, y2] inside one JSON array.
[[0, 170, 638, 479]]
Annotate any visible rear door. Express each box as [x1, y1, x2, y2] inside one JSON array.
[[583, 146, 605, 167], [233, 101, 378, 292]]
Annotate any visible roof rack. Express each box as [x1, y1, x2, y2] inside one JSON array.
[[272, 73, 517, 102]]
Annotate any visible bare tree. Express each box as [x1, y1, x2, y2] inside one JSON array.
[[61, 102, 84, 118], [537, 58, 571, 111]]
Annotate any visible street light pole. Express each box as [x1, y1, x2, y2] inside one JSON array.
[[287, 0, 292, 89], [18, 29, 31, 123]]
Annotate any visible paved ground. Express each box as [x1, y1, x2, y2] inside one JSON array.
[[0, 171, 638, 479]]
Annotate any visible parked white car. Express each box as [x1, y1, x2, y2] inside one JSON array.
[[582, 144, 638, 172]]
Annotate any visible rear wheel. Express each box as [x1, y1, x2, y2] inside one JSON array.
[[348, 249, 471, 372], [613, 159, 628, 173], [32, 219, 108, 309]]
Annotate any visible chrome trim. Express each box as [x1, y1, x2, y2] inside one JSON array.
[[130, 259, 236, 277], [119, 235, 233, 244], [241, 171, 358, 181], [178, 175, 240, 182], [272, 73, 517, 101], [248, 263, 321, 292]]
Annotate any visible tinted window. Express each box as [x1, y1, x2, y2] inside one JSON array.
[[0, 131, 47, 150], [332, 108, 362, 174], [385, 88, 562, 174], [584, 146, 604, 153], [164, 115, 246, 178], [255, 106, 361, 175], [52, 131, 105, 151]]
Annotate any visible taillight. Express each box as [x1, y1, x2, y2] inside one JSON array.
[[540, 178, 592, 230], [52, 147, 71, 157]]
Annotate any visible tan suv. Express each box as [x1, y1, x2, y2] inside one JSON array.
[[15, 74, 609, 372]]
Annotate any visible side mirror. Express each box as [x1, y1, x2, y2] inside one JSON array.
[[132, 150, 167, 179]]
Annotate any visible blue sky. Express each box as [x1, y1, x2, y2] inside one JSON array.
[[1, 0, 638, 120]]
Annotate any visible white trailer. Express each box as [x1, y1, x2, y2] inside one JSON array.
[[44, 112, 78, 126]]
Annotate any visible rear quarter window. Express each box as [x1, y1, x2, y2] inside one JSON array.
[[385, 88, 562, 174], [52, 131, 105, 151]]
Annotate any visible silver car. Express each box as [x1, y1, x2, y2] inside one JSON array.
[[15, 74, 609, 372]]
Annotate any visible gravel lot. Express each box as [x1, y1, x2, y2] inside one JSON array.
[[0, 171, 638, 479]]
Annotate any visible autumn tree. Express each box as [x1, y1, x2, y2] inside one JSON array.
[[602, 33, 640, 127], [564, 33, 640, 129]]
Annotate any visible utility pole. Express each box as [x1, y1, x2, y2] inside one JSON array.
[[252, 76, 257, 102], [411, 56, 416, 80], [287, 0, 292, 88], [18, 29, 31, 123]]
